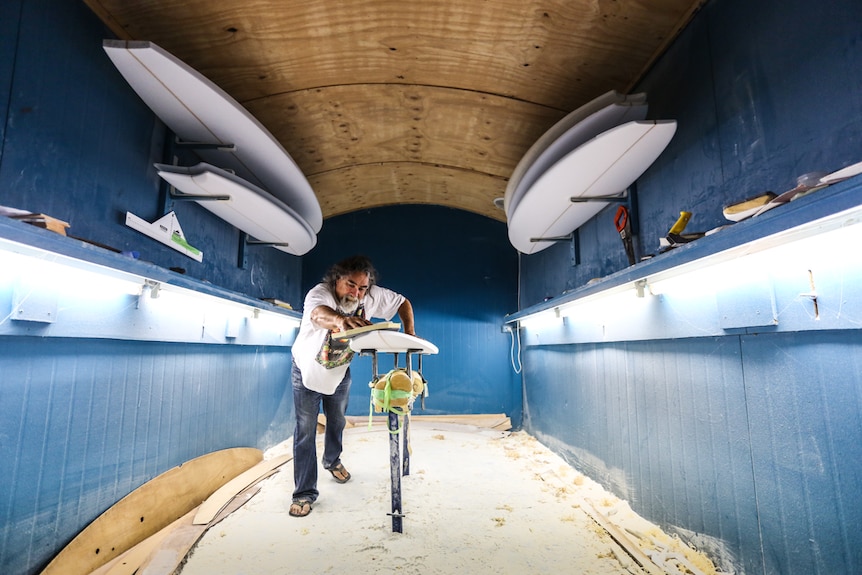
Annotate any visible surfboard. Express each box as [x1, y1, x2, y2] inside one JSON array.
[[155, 162, 317, 256], [508, 120, 677, 255], [348, 331, 439, 354], [504, 90, 648, 219], [103, 40, 323, 233], [40, 447, 262, 575]]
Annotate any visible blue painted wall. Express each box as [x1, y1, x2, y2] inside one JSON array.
[[301, 205, 520, 420], [517, 0, 862, 574]]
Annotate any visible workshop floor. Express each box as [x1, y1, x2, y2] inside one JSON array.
[[178, 421, 718, 575]]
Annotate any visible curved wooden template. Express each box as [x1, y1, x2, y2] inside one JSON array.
[[246, 84, 564, 178], [192, 454, 292, 525], [41, 448, 262, 575], [309, 162, 508, 222], [88, 508, 198, 575], [508, 120, 677, 254]]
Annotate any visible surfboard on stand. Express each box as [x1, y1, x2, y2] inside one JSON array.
[[348, 331, 439, 355], [504, 90, 648, 219], [103, 40, 322, 234], [155, 162, 317, 256], [508, 120, 677, 255]]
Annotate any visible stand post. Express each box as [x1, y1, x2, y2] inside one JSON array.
[[388, 411, 403, 533]]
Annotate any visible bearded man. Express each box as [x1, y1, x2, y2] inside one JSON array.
[[288, 255, 415, 517]]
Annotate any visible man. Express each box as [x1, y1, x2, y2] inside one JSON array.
[[288, 255, 415, 517]]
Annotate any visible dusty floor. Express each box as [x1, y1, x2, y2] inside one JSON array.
[[179, 421, 718, 575]]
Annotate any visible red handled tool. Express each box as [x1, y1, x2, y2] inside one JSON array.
[[614, 205, 636, 266]]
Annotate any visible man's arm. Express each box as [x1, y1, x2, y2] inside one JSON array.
[[398, 299, 415, 336], [310, 305, 371, 332]]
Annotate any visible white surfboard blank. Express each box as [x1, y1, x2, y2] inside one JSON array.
[[508, 120, 677, 255], [156, 163, 317, 256], [504, 90, 648, 219], [103, 40, 323, 234], [348, 330, 439, 355]]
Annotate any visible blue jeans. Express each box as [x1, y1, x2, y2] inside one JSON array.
[[291, 360, 351, 502]]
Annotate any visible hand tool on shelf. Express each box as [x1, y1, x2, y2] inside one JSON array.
[[614, 205, 636, 266], [667, 210, 692, 235]]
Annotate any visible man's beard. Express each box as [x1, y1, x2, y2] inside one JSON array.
[[339, 295, 360, 315]]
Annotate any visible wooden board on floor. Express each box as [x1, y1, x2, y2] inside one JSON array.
[[88, 508, 199, 575], [41, 448, 262, 575], [583, 501, 665, 575], [137, 487, 261, 575], [193, 454, 292, 525]]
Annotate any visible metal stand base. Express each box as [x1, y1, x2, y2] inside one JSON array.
[[361, 349, 425, 533]]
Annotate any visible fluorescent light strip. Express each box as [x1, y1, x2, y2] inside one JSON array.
[[514, 202, 862, 329]]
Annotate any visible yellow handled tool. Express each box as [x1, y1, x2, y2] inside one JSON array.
[[668, 211, 692, 235]]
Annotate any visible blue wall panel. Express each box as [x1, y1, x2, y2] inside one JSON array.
[[301, 205, 521, 422], [523, 338, 762, 573], [0, 336, 293, 575], [741, 331, 862, 575]]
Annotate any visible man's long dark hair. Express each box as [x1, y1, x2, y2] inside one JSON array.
[[322, 255, 378, 290]]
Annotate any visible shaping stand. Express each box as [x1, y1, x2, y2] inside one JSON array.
[[358, 348, 426, 533]]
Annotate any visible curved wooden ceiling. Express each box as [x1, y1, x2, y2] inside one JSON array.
[[84, 0, 703, 223]]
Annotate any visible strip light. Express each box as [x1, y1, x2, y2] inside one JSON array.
[[0, 235, 300, 343], [511, 201, 862, 331]]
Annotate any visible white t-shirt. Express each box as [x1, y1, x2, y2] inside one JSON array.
[[292, 283, 406, 394]]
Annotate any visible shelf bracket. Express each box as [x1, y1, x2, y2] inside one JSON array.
[[168, 191, 231, 202], [529, 230, 581, 266], [237, 232, 291, 268], [174, 137, 236, 152], [570, 190, 629, 203]]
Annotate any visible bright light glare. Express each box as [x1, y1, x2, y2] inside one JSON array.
[[1, 249, 142, 298], [649, 216, 862, 297], [519, 310, 559, 331]]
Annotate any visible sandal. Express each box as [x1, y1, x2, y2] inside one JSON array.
[[289, 499, 312, 517], [327, 462, 351, 483]]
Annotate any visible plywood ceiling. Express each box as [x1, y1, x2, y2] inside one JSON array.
[[83, 0, 704, 223]]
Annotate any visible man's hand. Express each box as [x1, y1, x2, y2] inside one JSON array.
[[339, 315, 371, 331], [311, 305, 370, 332]]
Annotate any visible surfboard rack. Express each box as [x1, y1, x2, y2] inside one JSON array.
[[529, 184, 638, 260], [529, 231, 581, 266], [236, 231, 294, 269], [174, 138, 237, 152], [168, 190, 232, 202], [570, 191, 629, 203]]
